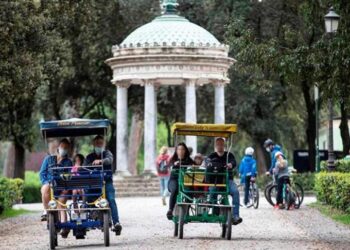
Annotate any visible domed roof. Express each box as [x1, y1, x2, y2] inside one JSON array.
[[120, 14, 221, 48]]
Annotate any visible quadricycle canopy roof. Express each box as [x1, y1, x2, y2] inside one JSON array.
[[40, 118, 110, 138], [171, 123, 237, 138]]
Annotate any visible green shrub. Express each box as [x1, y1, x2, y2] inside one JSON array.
[[293, 172, 315, 191], [320, 160, 350, 173], [315, 172, 350, 213], [0, 177, 24, 215], [23, 171, 41, 203], [256, 175, 270, 188]]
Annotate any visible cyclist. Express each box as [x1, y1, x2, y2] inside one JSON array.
[[239, 147, 257, 207], [274, 151, 290, 209]]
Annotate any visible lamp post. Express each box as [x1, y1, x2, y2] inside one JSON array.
[[324, 6, 340, 171], [315, 85, 320, 172]]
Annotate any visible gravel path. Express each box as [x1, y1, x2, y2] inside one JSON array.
[[1, 196, 349, 250]]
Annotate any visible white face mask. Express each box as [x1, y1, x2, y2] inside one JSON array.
[[266, 147, 271, 153], [58, 147, 68, 157]]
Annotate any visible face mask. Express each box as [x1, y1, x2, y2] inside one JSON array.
[[94, 147, 103, 155], [266, 147, 270, 153], [58, 147, 68, 157]]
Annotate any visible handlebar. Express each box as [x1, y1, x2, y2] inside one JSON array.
[[49, 165, 104, 170]]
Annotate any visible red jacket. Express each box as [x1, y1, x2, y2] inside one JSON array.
[[156, 154, 170, 176]]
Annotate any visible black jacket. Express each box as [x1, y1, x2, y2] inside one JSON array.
[[169, 157, 194, 180], [84, 150, 114, 181], [206, 151, 237, 179]]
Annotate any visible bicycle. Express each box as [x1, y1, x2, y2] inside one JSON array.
[[246, 178, 259, 209], [266, 167, 304, 209], [264, 174, 276, 206]]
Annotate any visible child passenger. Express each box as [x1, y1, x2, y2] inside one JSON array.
[[194, 153, 204, 166], [71, 154, 85, 204]]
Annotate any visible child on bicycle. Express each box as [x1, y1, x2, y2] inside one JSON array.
[[239, 147, 257, 207], [274, 151, 290, 209]]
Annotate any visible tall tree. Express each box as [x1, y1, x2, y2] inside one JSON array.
[[0, 0, 47, 178]]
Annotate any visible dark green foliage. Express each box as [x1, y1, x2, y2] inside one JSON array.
[[315, 172, 350, 212], [0, 177, 24, 214], [22, 171, 41, 203], [320, 160, 350, 173], [0, 0, 47, 156], [294, 172, 315, 191]]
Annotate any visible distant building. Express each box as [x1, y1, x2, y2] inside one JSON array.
[[319, 117, 350, 152], [25, 152, 47, 172]]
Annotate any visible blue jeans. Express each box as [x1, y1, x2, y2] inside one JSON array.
[[209, 180, 240, 217], [159, 176, 170, 197], [244, 176, 251, 205], [105, 180, 119, 224]]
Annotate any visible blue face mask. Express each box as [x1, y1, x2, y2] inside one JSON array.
[[94, 147, 103, 155]]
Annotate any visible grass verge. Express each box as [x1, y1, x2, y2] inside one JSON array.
[[309, 202, 350, 226], [0, 208, 32, 220]]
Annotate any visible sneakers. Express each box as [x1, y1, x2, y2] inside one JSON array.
[[60, 228, 70, 238], [166, 210, 173, 220], [113, 223, 122, 236], [274, 204, 285, 209], [162, 197, 167, 206], [41, 211, 47, 221], [232, 216, 243, 225]]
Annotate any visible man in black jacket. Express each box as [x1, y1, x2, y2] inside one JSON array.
[[84, 135, 122, 235], [207, 138, 242, 225]]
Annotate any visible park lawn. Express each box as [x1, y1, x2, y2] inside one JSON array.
[[309, 202, 350, 226], [0, 208, 32, 220]]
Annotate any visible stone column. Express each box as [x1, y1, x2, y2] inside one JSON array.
[[214, 82, 225, 124], [185, 80, 197, 154], [143, 81, 157, 174], [116, 84, 131, 176]]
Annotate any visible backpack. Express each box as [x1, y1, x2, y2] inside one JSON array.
[[157, 160, 168, 174]]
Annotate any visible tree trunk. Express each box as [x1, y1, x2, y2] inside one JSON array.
[[3, 142, 25, 179], [164, 119, 172, 147], [254, 138, 268, 175], [339, 101, 350, 156], [3, 142, 15, 177], [128, 112, 143, 175], [301, 80, 316, 172]]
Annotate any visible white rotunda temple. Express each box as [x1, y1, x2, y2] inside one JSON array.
[[106, 0, 235, 175]]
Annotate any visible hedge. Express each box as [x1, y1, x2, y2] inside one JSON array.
[[315, 172, 350, 213], [0, 177, 24, 215], [23, 171, 41, 203], [320, 159, 350, 173]]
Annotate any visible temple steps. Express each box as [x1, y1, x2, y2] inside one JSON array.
[[113, 175, 161, 197]]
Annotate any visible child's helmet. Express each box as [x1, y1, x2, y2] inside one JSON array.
[[245, 147, 254, 156], [274, 151, 284, 158]]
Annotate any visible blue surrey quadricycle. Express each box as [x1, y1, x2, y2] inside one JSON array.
[[40, 118, 113, 249]]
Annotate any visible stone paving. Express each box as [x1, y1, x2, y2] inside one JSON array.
[[1, 196, 350, 250]]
